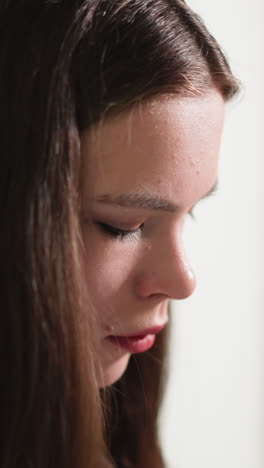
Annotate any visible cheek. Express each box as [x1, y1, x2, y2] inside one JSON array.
[[83, 242, 138, 302]]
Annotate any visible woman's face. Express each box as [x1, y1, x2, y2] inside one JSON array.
[[80, 90, 225, 388]]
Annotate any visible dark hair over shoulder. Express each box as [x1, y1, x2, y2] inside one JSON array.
[[0, 1, 239, 467]]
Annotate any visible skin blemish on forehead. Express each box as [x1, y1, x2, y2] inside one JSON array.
[[81, 91, 224, 213]]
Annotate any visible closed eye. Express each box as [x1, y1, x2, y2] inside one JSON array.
[[96, 207, 196, 242], [96, 222, 144, 241]]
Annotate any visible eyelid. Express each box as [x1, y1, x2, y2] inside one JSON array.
[[99, 222, 141, 235], [96, 206, 196, 241], [96, 222, 143, 241]]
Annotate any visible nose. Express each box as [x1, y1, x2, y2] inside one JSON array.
[[135, 231, 196, 300]]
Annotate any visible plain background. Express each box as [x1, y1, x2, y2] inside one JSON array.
[[159, 1, 263, 467]]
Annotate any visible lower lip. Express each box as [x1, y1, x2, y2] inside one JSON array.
[[108, 334, 156, 354]]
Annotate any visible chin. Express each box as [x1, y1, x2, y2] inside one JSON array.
[[97, 353, 131, 388]]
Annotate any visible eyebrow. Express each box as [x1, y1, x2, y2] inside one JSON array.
[[94, 179, 219, 213]]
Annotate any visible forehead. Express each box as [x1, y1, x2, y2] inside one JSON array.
[[80, 91, 225, 205]]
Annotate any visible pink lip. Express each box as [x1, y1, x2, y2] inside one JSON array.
[[123, 324, 166, 338], [107, 323, 167, 354]]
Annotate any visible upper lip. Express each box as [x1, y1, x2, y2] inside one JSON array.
[[109, 322, 168, 338]]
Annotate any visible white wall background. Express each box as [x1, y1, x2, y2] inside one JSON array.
[[159, 1, 263, 467]]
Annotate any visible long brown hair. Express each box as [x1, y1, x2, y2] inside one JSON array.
[[0, 1, 239, 467]]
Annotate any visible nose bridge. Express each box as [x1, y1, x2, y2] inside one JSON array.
[[137, 228, 196, 300], [159, 229, 196, 299]]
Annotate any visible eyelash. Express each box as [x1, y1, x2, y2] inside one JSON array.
[[96, 209, 196, 242], [97, 222, 144, 241]]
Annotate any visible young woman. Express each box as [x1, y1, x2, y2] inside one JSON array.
[[0, 1, 239, 467]]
